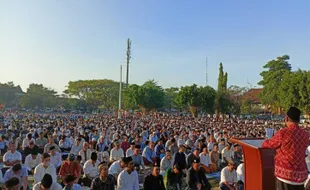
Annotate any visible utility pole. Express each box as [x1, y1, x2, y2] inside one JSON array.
[[206, 57, 208, 86], [126, 38, 131, 87], [118, 65, 122, 119]]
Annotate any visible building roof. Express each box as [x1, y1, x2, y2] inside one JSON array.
[[0, 85, 24, 94], [243, 88, 262, 104]]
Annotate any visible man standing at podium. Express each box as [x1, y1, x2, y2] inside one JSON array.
[[262, 107, 309, 190]]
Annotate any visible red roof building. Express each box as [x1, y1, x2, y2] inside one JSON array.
[[243, 88, 263, 104]]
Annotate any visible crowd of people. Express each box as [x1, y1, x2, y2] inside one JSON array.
[[0, 111, 299, 190]]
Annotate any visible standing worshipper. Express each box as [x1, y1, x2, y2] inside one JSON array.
[[90, 162, 116, 190], [144, 163, 166, 190], [262, 107, 309, 190], [117, 157, 139, 190]]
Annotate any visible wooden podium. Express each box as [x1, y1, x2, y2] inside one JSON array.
[[231, 138, 276, 190]]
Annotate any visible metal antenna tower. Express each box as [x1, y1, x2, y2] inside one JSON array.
[[126, 38, 131, 87], [206, 57, 208, 86]]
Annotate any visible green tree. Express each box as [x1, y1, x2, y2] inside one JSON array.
[[0, 82, 24, 107], [279, 70, 310, 114], [20, 84, 58, 109], [226, 85, 248, 114], [64, 79, 119, 110], [176, 84, 201, 117], [123, 80, 165, 111], [198, 86, 217, 114], [258, 55, 292, 111], [216, 62, 229, 114], [241, 99, 253, 114], [163, 87, 179, 111]]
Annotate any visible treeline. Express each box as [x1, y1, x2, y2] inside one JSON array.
[[1, 55, 310, 116], [258, 55, 310, 114]]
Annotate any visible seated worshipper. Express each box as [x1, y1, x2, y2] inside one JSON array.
[[0, 135, 8, 155], [160, 150, 173, 174], [142, 141, 157, 166], [22, 133, 35, 149], [233, 144, 242, 167], [82, 152, 100, 187], [62, 175, 82, 190], [23, 140, 40, 159], [236, 160, 244, 190], [110, 141, 124, 163], [59, 154, 81, 184], [24, 150, 41, 174], [49, 146, 62, 170], [173, 145, 187, 171], [2, 177, 20, 190], [59, 135, 72, 152], [149, 132, 159, 143], [32, 174, 62, 190], [155, 139, 165, 160], [78, 142, 93, 164], [117, 156, 139, 190], [98, 151, 110, 164], [168, 139, 178, 155], [209, 144, 220, 171], [131, 145, 145, 171], [120, 135, 130, 153], [163, 164, 183, 190], [126, 141, 135, 157], [35, 132, 48, 153], [3, 164, 28, 190], [90, 162, 116, 190], [108, 157, 126, 180], [34, 153, 57, 184], [221, 143, 233, 167], [219, 161, 238, 190], [186, 148, 200, 170], [96, 136, 108, 153], [306, 154, 310, 172], [3, 142, 22, 172], [187, 158, 211, 190], [200, 147, 216, 173], [44, 137, 61, 154], [218, 139, 226, 158], [70, 138, 82, 156], [143, 163, 166, 190]]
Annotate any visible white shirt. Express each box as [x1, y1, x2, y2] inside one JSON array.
[[83, 160, 100, 178], [70, 144, 82, 155], [24, 154, 42, 171], [110, 148, 124, 162], [199, 152, 210, 167], [236, 163, 244, 183], [117, 170, 139, 190], [50, 152, 62, 168], [34, 163, 57, 184], [126, 148, 134, 157], [220, 167, 237, 185], [3, 151, 22, 167], [78, 149, 93, 164], [22, 138, 36, 148], [33, 182, 62, 190], [222, 148, 233, 162], [109, 160, 123, 176], [62, 184, 82, 190]]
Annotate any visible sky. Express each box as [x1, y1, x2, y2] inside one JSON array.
[[1, 1, 310, 94]]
